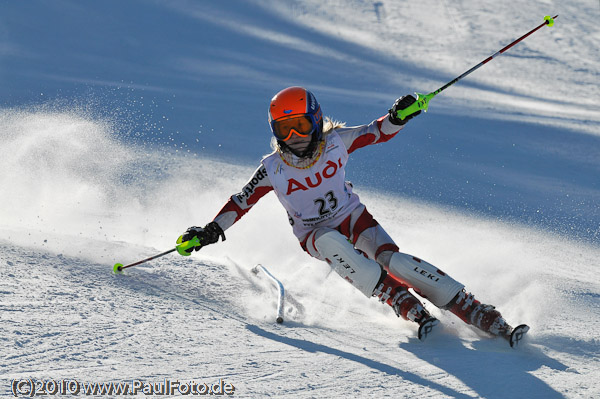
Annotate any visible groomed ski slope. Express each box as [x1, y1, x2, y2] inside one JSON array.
[[1, 1, 599, 398], [1, 111, 599, 398]]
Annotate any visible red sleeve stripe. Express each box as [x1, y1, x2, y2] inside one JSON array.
[[215, 197, 249, 223], [215, 185, 274, 223], [375, 115, 399, 144], [347, 133, 377, 154], [347, 115, 400, 153], [246, 186, 273, 206]]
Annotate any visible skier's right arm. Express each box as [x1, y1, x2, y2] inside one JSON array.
[[177, 164, 273, 254]]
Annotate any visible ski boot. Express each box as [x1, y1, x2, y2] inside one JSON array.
[[374, 273, 439, 341], [444, 289, 529, 347]]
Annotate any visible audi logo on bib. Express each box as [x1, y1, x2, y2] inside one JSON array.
[[286, 158, 343, 195]]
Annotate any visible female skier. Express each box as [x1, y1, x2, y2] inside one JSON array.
[[178, 86, 528, 345]]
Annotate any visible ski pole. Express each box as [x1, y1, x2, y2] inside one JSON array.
[[113, 236, 201, 273], [396, 15, 558, 120], [113, 248, 177, 273]]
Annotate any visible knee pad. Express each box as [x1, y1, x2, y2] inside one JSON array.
[[313, 229, 383, 297], [388, 252, 464, 307]]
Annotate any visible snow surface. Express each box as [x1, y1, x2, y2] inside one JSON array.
[[1, 1, 599, 398]]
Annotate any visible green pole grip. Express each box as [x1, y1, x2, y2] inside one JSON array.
[[396, 92, 436, 120], [176, 236, 202, 256]]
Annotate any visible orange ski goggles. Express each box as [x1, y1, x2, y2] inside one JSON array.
[[271, 115, 317, 142]]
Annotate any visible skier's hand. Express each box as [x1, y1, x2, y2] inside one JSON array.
[[388, 95, 421, 125], [177, 222, 226, 254]]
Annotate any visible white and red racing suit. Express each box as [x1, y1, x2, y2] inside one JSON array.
[[212, 114, 402, 259]]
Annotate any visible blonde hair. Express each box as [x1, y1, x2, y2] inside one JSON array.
[[322, 116, 346, 134]]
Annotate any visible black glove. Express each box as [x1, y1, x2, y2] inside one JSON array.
[[181, 222, 226, 252], [388, 95, 421, 126]]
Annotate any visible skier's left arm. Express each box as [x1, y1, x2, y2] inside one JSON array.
[[338, 95, 421, 153]]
